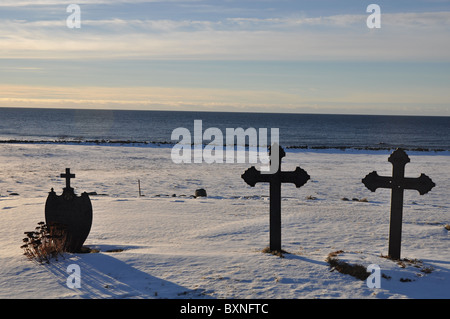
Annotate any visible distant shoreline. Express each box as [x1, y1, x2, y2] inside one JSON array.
[[1, 139, 448, 155]]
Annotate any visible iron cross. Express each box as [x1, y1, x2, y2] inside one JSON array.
[[362, 148, 435, 260], [61, 168, 76, 190], [241, 144, 310, 252]]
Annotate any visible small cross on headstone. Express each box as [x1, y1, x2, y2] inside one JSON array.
[[61, 168, 75, 190], [241, 144, 310, 252], [362, 148, 435, 260]]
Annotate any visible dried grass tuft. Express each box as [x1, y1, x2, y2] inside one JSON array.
[[21, 222, 68, 264], [326, 250, 370, 281]]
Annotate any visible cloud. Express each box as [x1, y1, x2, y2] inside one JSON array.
[[1, 3, 449, 116], [0, 0, 198, 6], [0, 84, 303, 109], [1, 8, 450, 61], [382, 11, 450, 27], [1, 84, 448, 116]]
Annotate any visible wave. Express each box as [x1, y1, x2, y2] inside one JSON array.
[[1, 138, 448, 154]]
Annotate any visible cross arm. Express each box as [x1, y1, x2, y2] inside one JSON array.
[[362, 171, 392, 192], [280, 167, 310, 188], [402, 174, 435, 195], [241, 166, 273, 187], [363, 171, 435, 195]]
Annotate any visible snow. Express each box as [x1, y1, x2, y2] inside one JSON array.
[[0, 143, 449, 299]]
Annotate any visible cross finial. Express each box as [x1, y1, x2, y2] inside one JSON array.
[[269, 143, 286, 161], [388, 148, 410, 167], [61, 168, 75, 189], [268, 143, 285, 174]]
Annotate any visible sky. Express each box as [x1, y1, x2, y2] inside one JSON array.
[[0, 0, 450, 116]]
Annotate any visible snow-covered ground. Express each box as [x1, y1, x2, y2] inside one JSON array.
[[0, 143, 448, 299]]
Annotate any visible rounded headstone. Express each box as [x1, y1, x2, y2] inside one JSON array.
[[194, 188, 207, 197]]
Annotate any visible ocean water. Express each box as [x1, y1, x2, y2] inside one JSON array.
[[0, 107, 449, 152]]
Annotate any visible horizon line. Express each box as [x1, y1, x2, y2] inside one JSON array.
[[0, 106, 448, 118]]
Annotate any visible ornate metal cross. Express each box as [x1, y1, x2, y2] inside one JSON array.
[[362, 148, 435, 260], [242, 144, 310, 252], [61, 168, 75, 190]]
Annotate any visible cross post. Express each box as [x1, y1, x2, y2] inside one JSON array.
[[241, 144, 310, 252], [362, 149, 435, 260], [61, 168, 76, 190]]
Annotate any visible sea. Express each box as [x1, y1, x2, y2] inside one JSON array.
[[0, 107, 449, 152]]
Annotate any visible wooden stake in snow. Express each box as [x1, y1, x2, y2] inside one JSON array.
[[138, 179, 142, 197], [241, 144, 310, 252], [362, 148, 435, 260]]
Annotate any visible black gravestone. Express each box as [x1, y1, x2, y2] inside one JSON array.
[[362, 149, 435, 260], [45, 168, 93, 253], [242, 144, 310, 252]]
